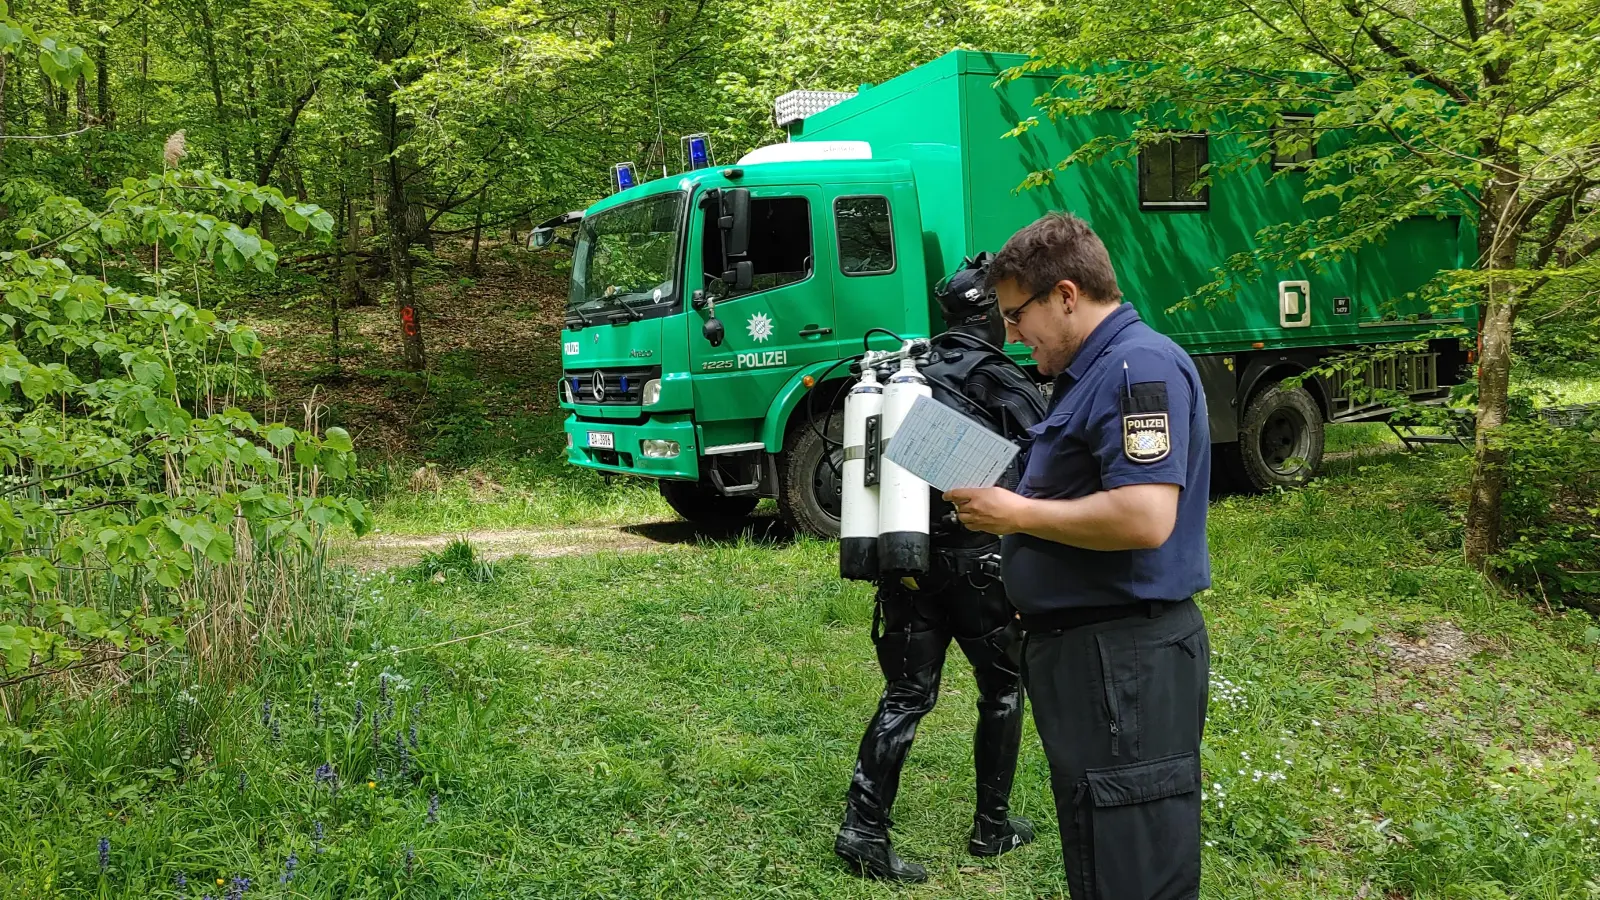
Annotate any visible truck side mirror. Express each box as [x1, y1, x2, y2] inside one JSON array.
[[527, 210, 583, 252], [702, 316, 725, 347], [720, 188, 751, 258], [721, 260, 754, 293]]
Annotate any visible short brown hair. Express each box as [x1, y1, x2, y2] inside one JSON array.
[[987, 212, 1122, 304]]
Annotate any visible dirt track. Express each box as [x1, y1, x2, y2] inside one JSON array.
[[333, 517, 795, 570]]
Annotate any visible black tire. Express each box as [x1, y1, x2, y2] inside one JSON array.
[[1234, 381, 1325, 491], [779, 412, 844, 539], [658, 478, 758, 530]]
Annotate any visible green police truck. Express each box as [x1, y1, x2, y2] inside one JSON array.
[[543, 50, 1476, 538]]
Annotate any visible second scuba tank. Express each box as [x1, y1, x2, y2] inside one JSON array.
[[877, 358, 931, 577], [839, 368, 883, 580]]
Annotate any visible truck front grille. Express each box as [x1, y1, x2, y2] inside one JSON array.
[[562, 366, 661, 406]]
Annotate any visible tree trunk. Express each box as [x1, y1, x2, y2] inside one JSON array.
[[468, 192, 485, 276], [0, 54, 7, 220], [195, 0, 234, 177], [341, 194, 367, 307], [139, 10, 148, 129], [0, 52, 9, 142], [330, 172, 345, 372], [43, 73, 62, 134], [95, 40, 111, 127], [376, 84, 424, 371], [407, 199, 434, 252], [1464, 173, 1521, 572]]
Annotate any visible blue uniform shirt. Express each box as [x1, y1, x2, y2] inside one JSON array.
[[1001, 302, 1211, 613]]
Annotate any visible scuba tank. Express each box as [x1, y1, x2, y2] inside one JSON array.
[[877, 358, 931, 577], [839, 368, 883, 581]]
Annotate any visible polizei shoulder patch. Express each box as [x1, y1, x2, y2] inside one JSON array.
[[1120, 380, 1171, 463], [1123, 413, 1171, 463]]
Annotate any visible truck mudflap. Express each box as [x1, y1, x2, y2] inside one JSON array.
[[563, 414, 700, 481]]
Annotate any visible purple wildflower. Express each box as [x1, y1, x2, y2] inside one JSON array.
[[238, 771, 248, 794], [379, 674, 388, 705], [225, 875, 250, 900], [353, 699, 364, 723], [404, 845, 415, 877], [312, 695, 322, 728], [175, 871, 188, 889], [261, 699, 272, 727], [427, 793, 439, 824], [280, 852, 298, 883], [409, 720, 419, 750], [314, 820, 325, 854], [98, 836, 109, 871]]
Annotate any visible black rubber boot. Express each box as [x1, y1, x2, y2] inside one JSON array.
[[835, 820, 930, 883], [968, 814, 1035, 857]]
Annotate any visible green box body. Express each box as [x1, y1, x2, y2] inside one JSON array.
[[555, 50, 1476, 522]]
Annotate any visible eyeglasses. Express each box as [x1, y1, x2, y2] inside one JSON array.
[[1000, 285, 1055, 326]]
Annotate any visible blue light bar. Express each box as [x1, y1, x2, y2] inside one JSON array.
[[619, 375, 630, 394], [611, 162, 637, 193], [681, 133, 714, 172]]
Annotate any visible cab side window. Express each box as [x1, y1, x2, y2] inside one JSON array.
[[836, 195, 894, 275], [702, 196, 813, 293]]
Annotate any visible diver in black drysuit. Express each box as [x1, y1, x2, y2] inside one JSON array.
[[834, 256, 1048, 883]]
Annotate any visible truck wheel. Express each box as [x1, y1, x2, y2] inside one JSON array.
[[1234, 382, 1325, 491], [779, 413, 843, 539], [658, 478, 758, 530]]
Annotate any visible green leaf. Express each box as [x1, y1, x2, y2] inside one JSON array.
[[221, 225, 262, 260], [266, 426, 296, 449], [228, 328, 263, 358], [131, 358, 166, 387], [323, 426, 354, 453], [0, 21, 24, 53]]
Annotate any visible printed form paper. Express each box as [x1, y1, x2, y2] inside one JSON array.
[[883, 395, 1020, 492]]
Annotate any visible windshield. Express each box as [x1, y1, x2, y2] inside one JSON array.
[[568, 192, 686, 322]]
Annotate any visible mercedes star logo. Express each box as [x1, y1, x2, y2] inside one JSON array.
[[591, 371, 606, 402]]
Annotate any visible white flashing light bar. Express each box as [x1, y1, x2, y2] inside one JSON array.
[[773, 90, 857, 128]]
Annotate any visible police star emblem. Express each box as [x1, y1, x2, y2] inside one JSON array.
[[1123, 413, 1171, 463]]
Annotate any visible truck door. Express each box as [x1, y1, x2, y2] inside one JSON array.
[[829, 189, 915, 350], [690, 184, 837, 427]]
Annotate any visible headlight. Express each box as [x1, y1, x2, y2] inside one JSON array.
[[640, 439, 679, 458], [560, 378, 575, 404], [641, 378, 662, 406]]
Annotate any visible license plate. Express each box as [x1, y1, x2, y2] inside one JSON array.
[[587, 431, 614, 449]]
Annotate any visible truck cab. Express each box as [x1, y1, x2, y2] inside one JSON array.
[[556, 148, 938, 536]]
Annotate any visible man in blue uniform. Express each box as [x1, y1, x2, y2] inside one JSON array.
[[945, 212, 1212, 900]]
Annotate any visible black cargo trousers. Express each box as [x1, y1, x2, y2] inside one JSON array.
[[842, 545, 1025, 836], [1024, 598, 1210, 900]]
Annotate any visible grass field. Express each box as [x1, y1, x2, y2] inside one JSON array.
[[8, 439, 1600, 899]]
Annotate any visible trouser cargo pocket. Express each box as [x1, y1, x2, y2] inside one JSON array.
[[1081, 750, 1201, 900]]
